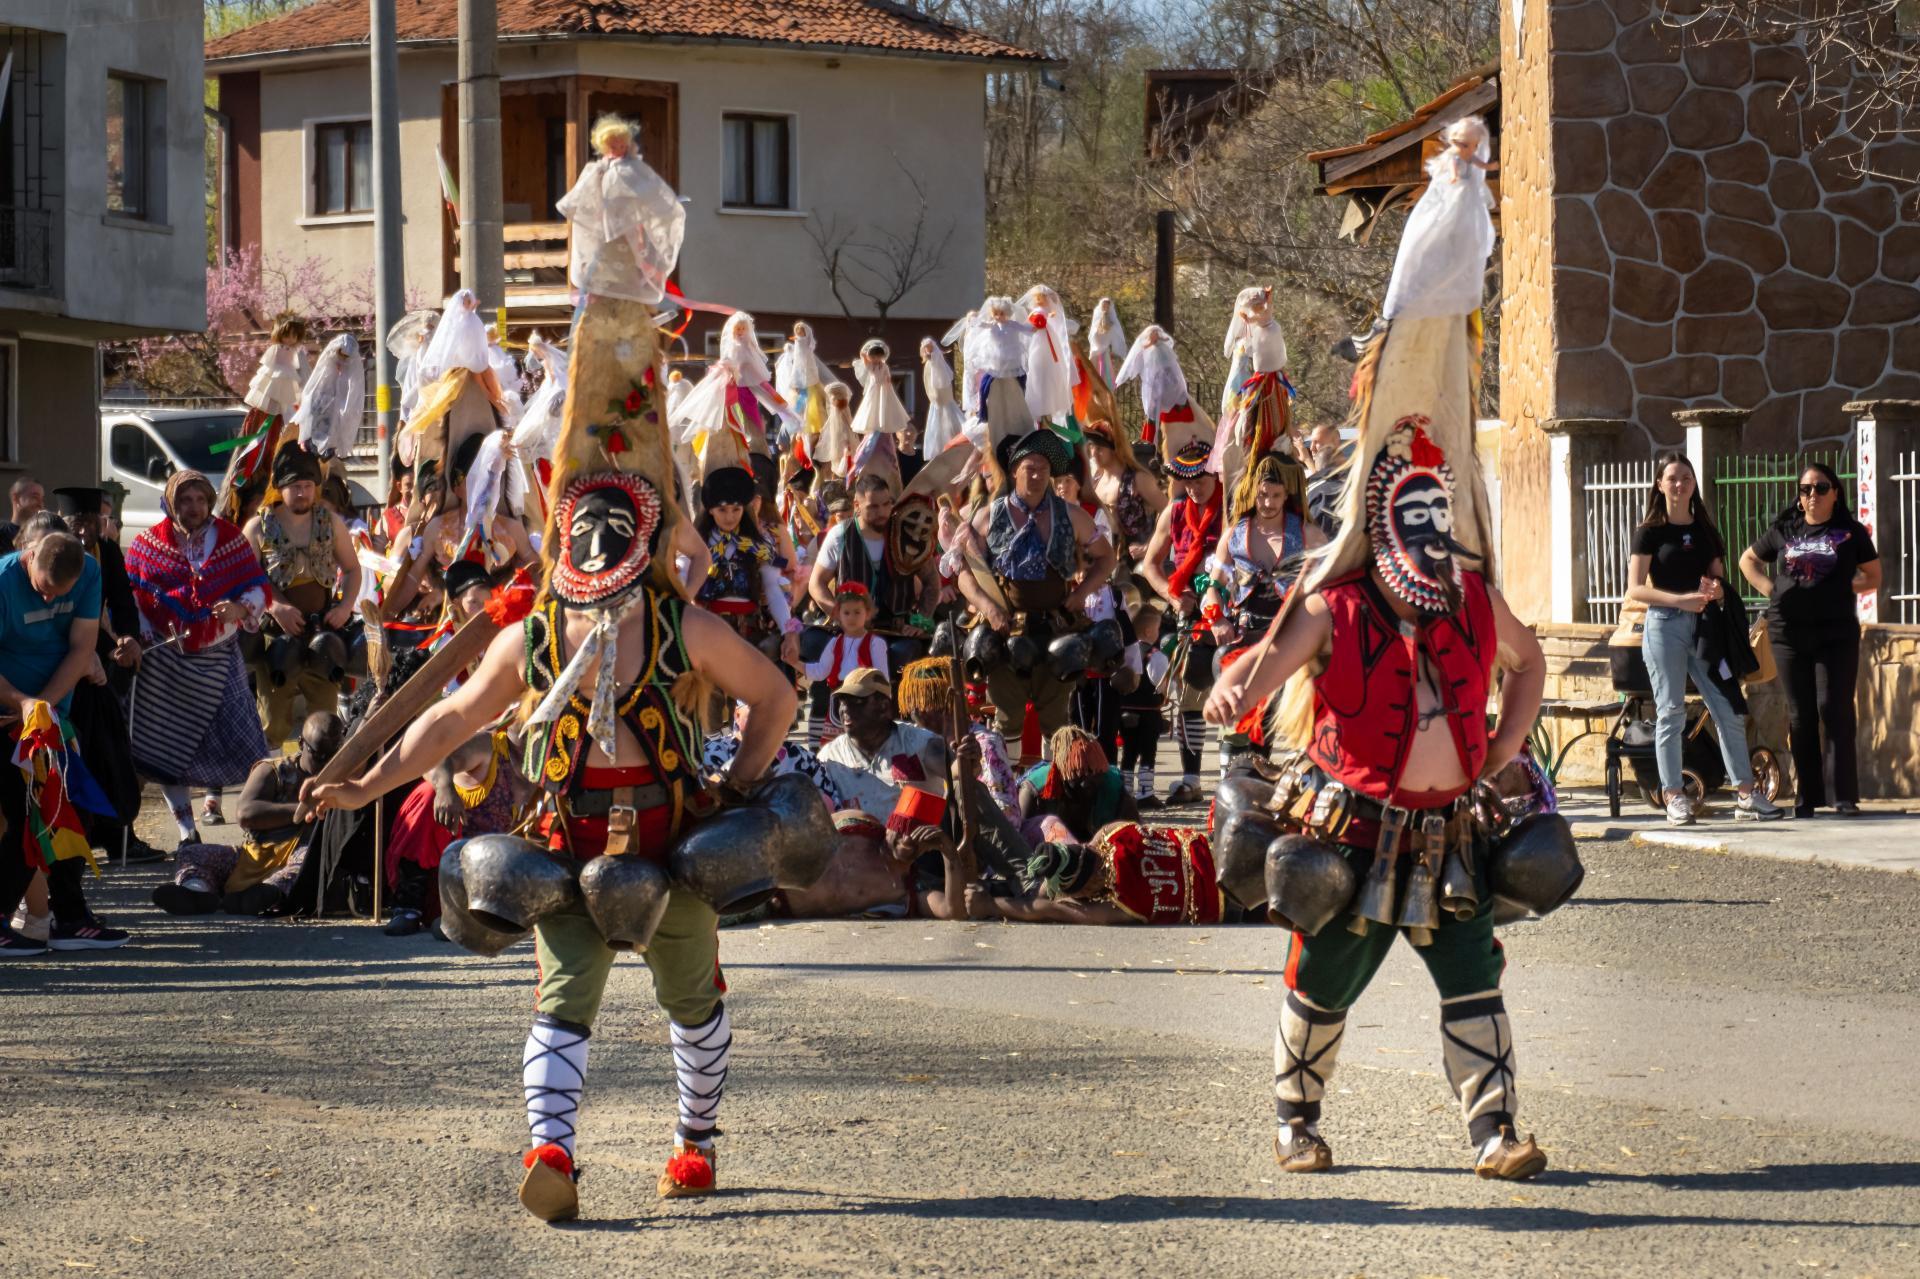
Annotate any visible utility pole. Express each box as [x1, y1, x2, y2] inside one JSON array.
[[457, 0, 503, 327], [1153, 210, 1176, 334], [369, 0, 403, 501]]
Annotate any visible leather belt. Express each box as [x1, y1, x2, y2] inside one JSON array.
[[567, 783, 670, 817], [1267, 758, 1472, 854]]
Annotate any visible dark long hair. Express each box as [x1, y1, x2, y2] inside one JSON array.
[[1771, 459, 1851, 532], [1639, 451, 1724, 559]]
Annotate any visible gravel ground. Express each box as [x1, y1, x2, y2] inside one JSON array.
[[2, 819, 1917, 1278]]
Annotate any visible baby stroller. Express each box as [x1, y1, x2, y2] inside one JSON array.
[[1601, 608, 1781, 818]]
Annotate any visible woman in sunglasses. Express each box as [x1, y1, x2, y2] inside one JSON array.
[[1739, 461, 1881, 818]]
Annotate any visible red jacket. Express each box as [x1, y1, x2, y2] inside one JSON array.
[[1307, 570, 1495, 805]]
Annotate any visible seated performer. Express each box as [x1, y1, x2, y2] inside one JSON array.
[[909, 822, 1222, 925], [154, 713, 346, 916], [384, 729, 526, 937], [304, 276, 798, 1222], [1016, 725, 1138, 844], [1204, 121, 1550, 1182]]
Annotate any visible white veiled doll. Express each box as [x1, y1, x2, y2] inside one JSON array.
[[511, 332, 568, 469], [291, 333, 365, 459], [554, 114, 686, 305], [962, 297, 1034, 451], [939, 310, 978, 417], [1087, 297, 1127, 388], [244, 314, 309, 420], [1213, 285, 1293, 480], [485, 324, 525, 428], [1018, 283, 1079, 426], [419, 289, 491, 383], [851, 339, 910, 438], [1114, 324, 1214, 465], [813, 380, 857, 474], [1384, 115, 1496, 321], [921, 337, 965, 457], [775, 320, 834, 439], [673, 312, 799, 472]]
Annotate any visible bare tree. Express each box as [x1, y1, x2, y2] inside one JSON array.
[[1656, 0, 1920, 179], [805, 159, 955, 334]]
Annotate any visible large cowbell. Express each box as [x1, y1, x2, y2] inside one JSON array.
[[668, 772, 836, 913], [1488, 812, 1584, 919], [1210, 774, 1280, 910], [439, 834, 581, 956]]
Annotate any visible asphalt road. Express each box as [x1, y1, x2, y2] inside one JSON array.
[[3, 827, 1917, 1279]]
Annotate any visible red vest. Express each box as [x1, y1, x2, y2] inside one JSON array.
[[1094, 823, 1223, 925], [1307, 570, 1496, 805]]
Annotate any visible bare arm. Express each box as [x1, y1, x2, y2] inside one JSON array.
[[807, 527, 841, 614], [1483, 587, 1546, 778], [1202, 592, 1332, 726], [40, 617, 100, 716], [236, 758, 298, 833], [674, 520, 711, 594], [325, 511, 364, 628], [1737, 548, 1772, 599], [684, 605, 797, 784], [954, 511, 1008, 628], [1070, 505, 1115, 607], [1138, 504, 1178, 603]]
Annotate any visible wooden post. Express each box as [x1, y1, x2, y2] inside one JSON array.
[[1153, 210, 1176, 333], [372, 794, 385, 923]]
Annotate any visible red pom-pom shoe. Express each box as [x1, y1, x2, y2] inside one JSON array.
[[657, 1140, 718, 1199], [518, 1143, 580, 1222]]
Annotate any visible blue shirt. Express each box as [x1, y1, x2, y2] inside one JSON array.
[[0, 551, 102, 714]]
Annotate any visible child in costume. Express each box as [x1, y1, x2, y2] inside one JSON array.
[[695, 464, 800, 666], [801, 581, 888, 745], [1202, 127, 1562, 1182], [1116, 600, 1171, 807]]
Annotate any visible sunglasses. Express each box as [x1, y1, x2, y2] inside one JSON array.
[[1799, 482, 1834, 497]]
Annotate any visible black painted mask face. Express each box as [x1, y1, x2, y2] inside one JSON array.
[[1365, 419, 1467, 618], [571, 489, 637, 574], [550, 472, 661, 607]]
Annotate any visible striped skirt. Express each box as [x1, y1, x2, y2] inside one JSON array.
[[129, 639, 270, 788]]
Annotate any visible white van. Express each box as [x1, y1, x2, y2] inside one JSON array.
[[101, 406, 249, 539], [101, 405, 380, 537]]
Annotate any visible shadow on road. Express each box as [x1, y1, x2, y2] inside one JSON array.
[[1564, 897, 1773, 908], [1352, 1160, 1920, 1194], [557, 1185, 1916, 1234]]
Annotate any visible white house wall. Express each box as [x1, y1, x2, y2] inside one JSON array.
[[252, 41, 988, 323]]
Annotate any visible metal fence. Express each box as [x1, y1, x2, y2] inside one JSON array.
[[1581, 458, 1654, 625], [1892, 449, 1920, 625], [1713, 449, 1856, 606]]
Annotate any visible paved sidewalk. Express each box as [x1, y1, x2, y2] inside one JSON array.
[[1559, 785, 1920, 873]]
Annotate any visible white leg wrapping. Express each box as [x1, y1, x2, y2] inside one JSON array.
[[670, 1003, 732, 1147], [523, 1014, 590, 1157], [1274, 990, 1346, 1129], [1439, 990, 1518, 1147]]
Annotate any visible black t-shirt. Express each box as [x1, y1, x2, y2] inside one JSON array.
[[1633, 520, 1721, 595], [1749, 515, 1876, 629]]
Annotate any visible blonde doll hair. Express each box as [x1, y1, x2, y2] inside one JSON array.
[[589, 114, 636, 158], [1444, 115, 1488, 150]]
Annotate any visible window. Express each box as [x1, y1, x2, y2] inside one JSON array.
[[0, 340, 14, 462], [107, 73, 161, 220], [722, 113, 792, 210], [313, 120, 374, 216], [110, 422, 172, 485]]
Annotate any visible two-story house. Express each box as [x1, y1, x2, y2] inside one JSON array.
[[206, 0, 1046, 396], [1, 1, 206, 487]]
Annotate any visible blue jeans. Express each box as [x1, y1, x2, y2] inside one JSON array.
[[1642, 606, 1752, 794]]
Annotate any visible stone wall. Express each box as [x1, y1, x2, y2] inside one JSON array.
[[1545, 0, 1920, 453]]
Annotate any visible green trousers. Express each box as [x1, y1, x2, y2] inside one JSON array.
[[1282, 844, 1506, 1010], [533, 888, 723, 1028]]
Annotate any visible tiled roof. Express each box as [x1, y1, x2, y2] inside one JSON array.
[[206, 0, 1048, 65]]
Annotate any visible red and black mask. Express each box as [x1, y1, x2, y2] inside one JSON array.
[[549, 471, 662, 607], [1365, 417, 1471, 617]]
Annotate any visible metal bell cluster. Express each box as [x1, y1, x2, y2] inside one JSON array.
[[438, 773, 837, 957]]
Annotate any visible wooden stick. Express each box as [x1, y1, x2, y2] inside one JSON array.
[[371, 794, 385, 924], [298, 609, 502, 815]]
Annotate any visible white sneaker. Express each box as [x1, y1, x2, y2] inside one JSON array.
[[1736, 790, 1784, 821], [1665, 793, 1694, 826], [8, 905, 50, 942]]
